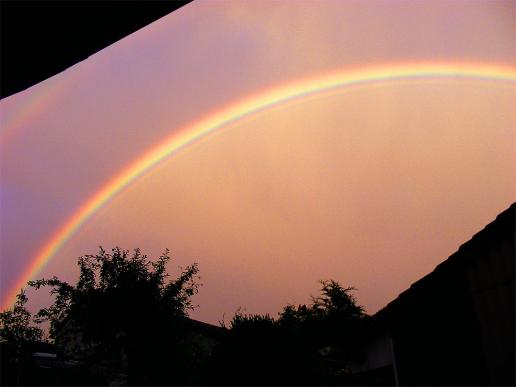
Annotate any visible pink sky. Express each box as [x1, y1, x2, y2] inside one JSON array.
[[1, 0, 515, 324]]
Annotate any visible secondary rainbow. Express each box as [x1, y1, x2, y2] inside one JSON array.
[[3, 62, 515, 310], [0, 61, 93, 144]]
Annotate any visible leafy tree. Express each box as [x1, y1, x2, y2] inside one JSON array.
[[0, 290, 43, 346], [277, 281, 370, 384], [0, 290, 45, 387], [29, 246, 200, 385], [278, 280, 367, 351], [311, 280, 364, 319], [206, 280, 369, 385], [279, 280, 364, 322]]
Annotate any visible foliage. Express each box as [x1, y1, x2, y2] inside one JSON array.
[[0, 290, 43, 346], [312, 280, 364, 318], [229, 309, 275, 329], [279, 280, 364, 322], [29, 246, 200, 385], [204, 280, 369, 385]]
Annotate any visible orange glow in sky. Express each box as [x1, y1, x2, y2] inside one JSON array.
[[1, 0, 514, 323]]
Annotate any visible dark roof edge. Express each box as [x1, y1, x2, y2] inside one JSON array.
[[186, 317, 228, 334], [376, 202, 515, 315]]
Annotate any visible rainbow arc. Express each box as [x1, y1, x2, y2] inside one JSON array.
[[2, 62, 515, 310]]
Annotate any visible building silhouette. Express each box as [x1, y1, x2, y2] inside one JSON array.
[[357, 202, 515, 386]]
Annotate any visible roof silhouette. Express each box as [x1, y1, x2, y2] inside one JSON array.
[[1, 1, 191, 98]]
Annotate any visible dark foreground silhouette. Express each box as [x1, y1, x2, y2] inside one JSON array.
[[1, 203, 514, 386], [1, 1, 191, 98]]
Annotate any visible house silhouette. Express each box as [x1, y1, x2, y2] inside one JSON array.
[[356, 202, 515, 386]]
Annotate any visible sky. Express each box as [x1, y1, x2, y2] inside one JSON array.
[[0, 0, 514, 324]]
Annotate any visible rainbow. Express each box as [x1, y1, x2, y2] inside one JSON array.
[[0, 62, 92, 144], [2, 62, 515, 310]]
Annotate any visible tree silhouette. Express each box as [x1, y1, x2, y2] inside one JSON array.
[[29, 246, 200, 385], [0, 290, 43, 346], [277, 281, 370, 384], [205, 280, 369, 386], [0, 290, 45, 386]]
